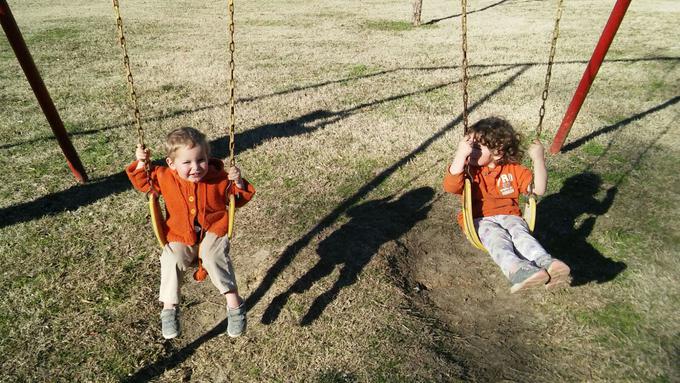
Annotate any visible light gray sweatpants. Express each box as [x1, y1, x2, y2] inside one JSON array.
[[475, 214, 553, 281], [159, 231, 238, 304]]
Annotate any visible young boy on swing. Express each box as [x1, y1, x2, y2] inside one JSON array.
[[126, 127, 255, 339], [443, 117, 570, 293]]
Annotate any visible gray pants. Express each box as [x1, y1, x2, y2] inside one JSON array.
[[159, 231, 238, 304], [475, 215, 552, 281]]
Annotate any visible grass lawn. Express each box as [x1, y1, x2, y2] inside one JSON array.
[[1, 0, 678, 381]]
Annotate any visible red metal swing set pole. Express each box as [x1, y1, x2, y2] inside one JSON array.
[[0, 0, 88, 183], [549, 0, 632, 154]]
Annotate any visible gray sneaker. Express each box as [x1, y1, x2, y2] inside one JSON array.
[[227, 304, 246, 338], [160, 308, 179, 339]]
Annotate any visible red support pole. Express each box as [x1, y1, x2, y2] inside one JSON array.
[[0, 0, 88, 183], [549, 0, 631, 154]]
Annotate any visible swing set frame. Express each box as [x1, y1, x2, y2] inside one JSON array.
[[0, 0, 87, 184], [549, 0, 632, 153]]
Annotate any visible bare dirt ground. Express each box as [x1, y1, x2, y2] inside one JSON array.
[[402, 195, 573, 381]]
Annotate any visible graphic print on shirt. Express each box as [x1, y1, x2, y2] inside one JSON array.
[[497, 173, 515, 195]]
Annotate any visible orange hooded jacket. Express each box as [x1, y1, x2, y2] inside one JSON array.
[[443, 163, 532, 228]]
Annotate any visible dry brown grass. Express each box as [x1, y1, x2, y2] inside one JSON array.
[[1, 0, 679, 381]]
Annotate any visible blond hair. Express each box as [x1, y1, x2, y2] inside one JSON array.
[[165, 127, 210, 159]]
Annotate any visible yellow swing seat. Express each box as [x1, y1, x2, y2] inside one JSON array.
[[149, 192, 167, 247], [149, 193, 236, 248], [461, 178, 537, 252]]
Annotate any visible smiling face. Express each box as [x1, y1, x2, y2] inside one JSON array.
[[167, 144, 209, 183]]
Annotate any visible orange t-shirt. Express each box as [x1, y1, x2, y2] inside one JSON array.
[[126, 158, 255, 245], [443, 163, 532, 227]]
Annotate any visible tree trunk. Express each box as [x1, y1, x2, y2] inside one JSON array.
[[412, 0, 423, 26]]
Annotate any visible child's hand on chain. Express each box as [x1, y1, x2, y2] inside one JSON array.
[[448, 135, 475, 175], [527, 139, 545, 164], [228, 166, 245, 189], [456, 134, 474, 159], [135, 144, 150, 169]]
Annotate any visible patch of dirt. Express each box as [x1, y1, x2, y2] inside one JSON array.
[[175, 247, 276, 341], [392, 192, 560, 382]]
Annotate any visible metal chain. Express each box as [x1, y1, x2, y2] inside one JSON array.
[[536, 0, 564, 138], [227, 0, 236, 167], [112, 0, 155, 191], [113, 0, 143, 146], [460, 0, 469, 135]]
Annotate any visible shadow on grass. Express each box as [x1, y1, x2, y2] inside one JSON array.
[[561, 95, 680, 153], [121, 320, 230, 383], [122, 65, 530, 382], [423, 0, 511, 25], [3, 57, 678, 151], [0, 64, 521, 228], [244, 65, 529, 314], [210, 109, 335, 158], [535, 172, 626, 285], [0, 110, 334, 228], [0, 65, 458, 151], [544, 102, 678, 285], [262, 187, 434, 326]]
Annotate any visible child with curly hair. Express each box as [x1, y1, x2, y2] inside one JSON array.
[[443, 117, 570, 293]]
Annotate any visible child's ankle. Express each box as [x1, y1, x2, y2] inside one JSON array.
[[224, 292, 242, 309], [533, 256, 553, 269]]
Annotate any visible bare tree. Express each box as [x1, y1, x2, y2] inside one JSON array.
[[412, 0, 423, 26]]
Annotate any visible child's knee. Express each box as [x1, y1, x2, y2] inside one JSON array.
[[200, 251, 217, 268], [200, 250, 230, 269]]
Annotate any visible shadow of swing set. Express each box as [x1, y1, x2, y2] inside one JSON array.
[[2, 0, 632, 252]]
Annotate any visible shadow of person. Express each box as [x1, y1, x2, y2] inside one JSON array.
[[261, 187, 435, 326], [535, 172, 626, 286]]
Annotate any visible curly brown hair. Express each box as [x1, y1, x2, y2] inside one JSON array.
[[468, 117, 523, 165]]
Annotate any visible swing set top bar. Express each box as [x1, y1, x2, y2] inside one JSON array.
[[549, 0, 632, 154], [0, 0, 88, 183]]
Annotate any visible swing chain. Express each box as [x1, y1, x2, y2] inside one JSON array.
[[113, 0, 143, 146], [536, 0, 564, 138], [460, 0, 469, 135], [227, 0, 236, 167], [112, 0, 155, 192]]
